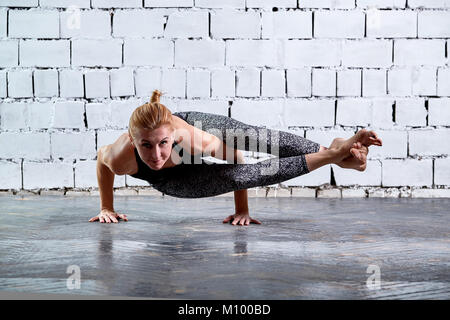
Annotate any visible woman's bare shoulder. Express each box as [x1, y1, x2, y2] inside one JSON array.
[[105, 132, 138, 175], [171, 113, 218, 155]]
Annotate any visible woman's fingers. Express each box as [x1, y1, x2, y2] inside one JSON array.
[[109, 215, 118, 223], [251, 218, 262, 224], [89, 211, 128, 223], [350, 148, 362, 162], [369, 131, 382, 146], [223, 215, 234, 223], [232, 216, 241, 225], [223, 214, 261, 226]]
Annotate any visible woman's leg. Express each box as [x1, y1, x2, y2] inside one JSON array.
[[179, 111, 321, 158], [152, 147, 339, 198], [159, 112, 378, 198]]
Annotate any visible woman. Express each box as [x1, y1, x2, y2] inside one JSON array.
[[89, 90, 382, 226]]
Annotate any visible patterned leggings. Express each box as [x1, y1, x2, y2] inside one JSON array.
[[151, 111, 321, 198]]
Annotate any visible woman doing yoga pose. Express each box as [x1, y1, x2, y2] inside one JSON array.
[[89, 90, 382, 226]]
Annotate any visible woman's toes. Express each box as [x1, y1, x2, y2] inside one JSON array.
[[350, 148, 363, 162], [355, 129, 382, 147]]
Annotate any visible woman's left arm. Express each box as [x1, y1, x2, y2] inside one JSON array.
[[208, 139, 262, 226]]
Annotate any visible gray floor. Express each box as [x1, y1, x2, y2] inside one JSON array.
[[0, 195, 449, 299]]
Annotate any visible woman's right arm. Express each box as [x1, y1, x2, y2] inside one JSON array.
[[89, 145, 128, 223], [97, 145, 115, 212]]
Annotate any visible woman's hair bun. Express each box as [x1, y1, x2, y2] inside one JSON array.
[[150, 90, 163, 104]]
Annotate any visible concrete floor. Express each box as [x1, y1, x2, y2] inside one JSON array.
[[0, 195, 449, 299]]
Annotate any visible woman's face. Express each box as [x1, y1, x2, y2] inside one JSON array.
[[131, 124, 175, 170]]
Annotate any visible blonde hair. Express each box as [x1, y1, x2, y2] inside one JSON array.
[[128, 90, 174, 139]]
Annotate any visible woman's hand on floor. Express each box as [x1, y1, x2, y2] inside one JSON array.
[[89, 209, 128, 223], [223, 212, 261, 226]]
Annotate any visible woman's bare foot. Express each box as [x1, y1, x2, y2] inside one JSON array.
[[336, 142, 368, 171], [328, 129, 381, 163], [347, 129, 382, 147]]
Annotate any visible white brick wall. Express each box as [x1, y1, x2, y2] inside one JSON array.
[[20, 40, 70, 67], [284, 40, 341, 67], [437, 68, 450, 96], [261, 69, 285, 97], [27, 102, 54, 129], [395, 98, 427, 127], [362, 69, 386, 97], [0, 9, 7, 38], [342, 40, 392, 68], [301, 0, 355, 9], [187, 69, 210, 98], [382, 159, 433, 187], [211, 68, 235, 98], [227, 40, 277, 67], [211, 9, 260, 39], [408, 0, 450, 9], [84, 70, 110, 99], [236, 68, 260, 97], [53, 101, 85, 129], [166, 10, 208, 38], [0, 0, 38, 7], [0, 71, 6, 97], [73, 40, 122, 68], [40, 0, 90, 8], [34, 69, 58, 98], [59, 69, 84, 98], [177, 39, 224, 67], [286, 68, 311, 97], [337, 69, 361, 97], [51, 132, 96, 160], [262, 11, 312, 39], [409, 129, 450, 156], [135, 68, 162, 97], [435, 158, 450, 186], [418, 11, 450, 38], [112, 10, 163, 38], [0, 160, 21, 189], [394, 40, 446, 66], [366, 9, 416, 38], [61, 10, 110, 39], [332, 160, 382, 186], [0, 2, 448, 194], [0, 132, 51, 160], [110, 68, 135, 97], [7, 70, 33, 98], [314, 10, 365, 39], [284, 100, 335, 127], [9, 9, 59, 38], [429, 98, 450, 126], [312, 68, 336, 96], [0, 40, 18, 67], [336, 98, 372, 126], [357, 0, 406, 9], [23, 161, 74, 189], [124, 39, 173, 67]]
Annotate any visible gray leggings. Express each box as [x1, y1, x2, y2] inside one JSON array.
[[152, 111, 321, 198]]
